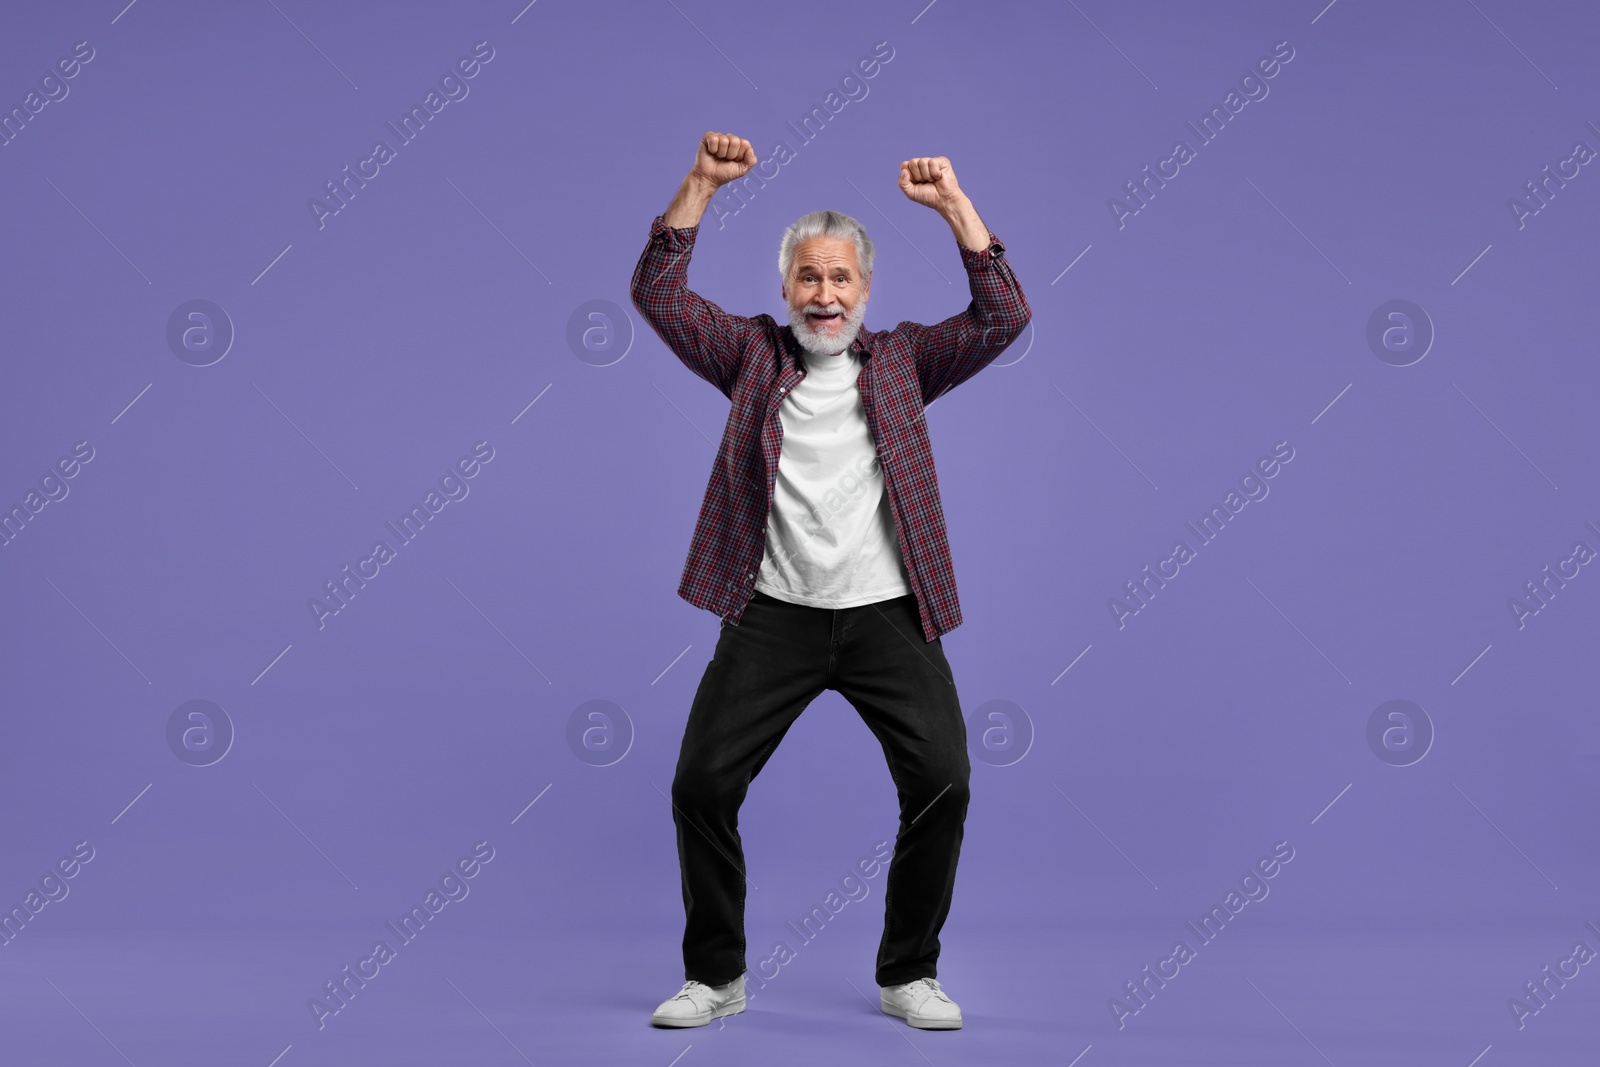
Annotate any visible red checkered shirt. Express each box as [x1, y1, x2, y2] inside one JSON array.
[[630, 211, 1031, 642]]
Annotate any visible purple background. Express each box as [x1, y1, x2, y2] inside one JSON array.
[[2, 1, 1597, 1064]]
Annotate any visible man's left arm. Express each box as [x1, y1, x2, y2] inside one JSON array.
[[896, 156, 1032, 403]]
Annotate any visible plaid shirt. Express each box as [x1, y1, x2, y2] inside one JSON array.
[[630, 211, 1031, 642]]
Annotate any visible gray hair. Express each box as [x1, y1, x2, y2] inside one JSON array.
[[778, 210, 875, 285]]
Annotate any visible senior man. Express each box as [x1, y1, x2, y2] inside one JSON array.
[[632, 132, 1030, 1031]]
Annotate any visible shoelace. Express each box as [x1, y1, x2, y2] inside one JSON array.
[[895, 977, 951, 1006], [670, 980, 730, 1008], [671, 981, 711, 1003]]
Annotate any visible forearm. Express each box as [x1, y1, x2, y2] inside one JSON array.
[[937, 194, 990, 252], [663, 173, 718, 229], [630, 209, 750, 396]]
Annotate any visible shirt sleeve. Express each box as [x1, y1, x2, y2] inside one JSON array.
[[628, 213, 762, 399], [897, 232, 1032, 403]]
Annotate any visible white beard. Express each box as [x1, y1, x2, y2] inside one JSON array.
[[788, 298, 867, 358]]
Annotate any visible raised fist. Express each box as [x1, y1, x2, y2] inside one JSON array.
[[691, 132, 757, 189], [898, 156, 964, 210]]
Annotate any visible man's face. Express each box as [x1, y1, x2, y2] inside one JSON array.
[[782, 235, 871, 357]]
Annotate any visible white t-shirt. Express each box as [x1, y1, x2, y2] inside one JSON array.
[[754, 345, 912, 607]]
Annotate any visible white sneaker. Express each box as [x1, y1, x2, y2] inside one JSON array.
[[880, 976, 962, 1029], [650, 974, 747, 1028]]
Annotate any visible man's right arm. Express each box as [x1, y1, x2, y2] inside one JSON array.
[[629, 134, 761, 399]]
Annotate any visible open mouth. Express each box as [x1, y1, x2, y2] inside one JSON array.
[[807, 311, 843, 327]]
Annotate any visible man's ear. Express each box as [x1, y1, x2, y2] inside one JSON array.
[[862, 274, 871, 300]]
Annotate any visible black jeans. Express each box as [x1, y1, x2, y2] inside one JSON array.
[[670, 589, 971, 989]]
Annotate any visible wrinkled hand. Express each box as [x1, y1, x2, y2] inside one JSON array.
[[898, 156, 965, 211], [691, 131, 757, 190]]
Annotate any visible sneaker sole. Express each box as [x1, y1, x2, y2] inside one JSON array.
[[651, 996, 747, 1028], [880, 1000, 962, 1030]]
